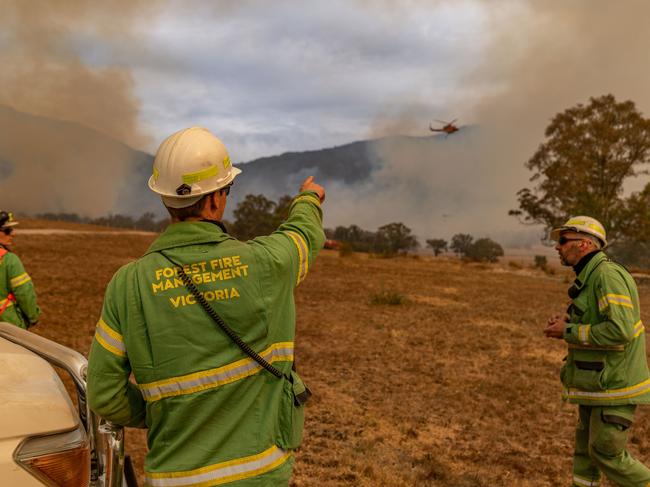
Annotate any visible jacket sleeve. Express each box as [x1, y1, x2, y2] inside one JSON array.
[[250, 190, 325, 287], [87, 268, 146, 428], [7, 254, 40, 324], [564, 269, 639, 347]]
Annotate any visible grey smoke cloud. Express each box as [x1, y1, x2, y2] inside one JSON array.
[[0, 1, 159, 217], [336, 0, 650, 245], [1, 0, 649, 244]]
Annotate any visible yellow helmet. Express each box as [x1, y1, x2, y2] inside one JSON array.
[[550, 216, 607, 248], [148, 127, 242, 208]]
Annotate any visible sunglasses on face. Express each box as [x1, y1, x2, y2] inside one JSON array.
[[558, 236, 583, 245]]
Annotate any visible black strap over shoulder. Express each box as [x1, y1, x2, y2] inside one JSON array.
[[159, 251, 286, 380]]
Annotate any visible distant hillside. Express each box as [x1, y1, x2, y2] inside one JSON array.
[[0, 104, 385, 217], [230, 140, 380, 206], [0, 106, 542, 245], [0, 104, 158, 217]]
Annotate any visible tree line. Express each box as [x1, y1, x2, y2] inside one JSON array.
[[37, 196, 505, 262], [36, 212, 170, 232], [426, 234, 504, 262]]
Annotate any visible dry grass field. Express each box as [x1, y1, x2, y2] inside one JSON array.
[[13, 221, 650, 486]]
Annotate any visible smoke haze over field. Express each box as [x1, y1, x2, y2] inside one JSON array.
[[1, 1, 649, 244], [338, 0, 650, 245], [0, 1, 157, 216]]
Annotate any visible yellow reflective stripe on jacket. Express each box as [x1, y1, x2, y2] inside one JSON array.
[[569, 343, 625, 351], [573, 473, 601, 487], [139, 342, 294, 402], [566, 378, 650, 401], [578, 324, 591, 345], [633, 320, 645, 338], [598, 293, 633, 311], [286, 231, 308, 286], [10, 272, 31, 289], [145, 445, 290, 487], [293, 194, 321, 207], [94, 318, 126, 357], [0, 297, 14, 310]]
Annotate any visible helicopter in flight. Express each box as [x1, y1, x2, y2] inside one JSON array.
[[429, 119, 460, 137]]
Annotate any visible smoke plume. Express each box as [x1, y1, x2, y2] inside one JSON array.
[[0, 1, 158, 217], [335, 0, 650, 246]]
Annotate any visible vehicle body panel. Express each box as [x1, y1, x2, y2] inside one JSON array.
[[0, 322, 130, 487], [0, 439, 43, 486], [0, 338, 79, 438]]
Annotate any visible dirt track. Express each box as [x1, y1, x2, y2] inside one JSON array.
[[15, 225, 650, 486]]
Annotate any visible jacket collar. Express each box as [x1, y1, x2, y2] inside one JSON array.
[[144, 221, 233, 256], [572, 250, 599, 275], [572, 251, 607, 291]]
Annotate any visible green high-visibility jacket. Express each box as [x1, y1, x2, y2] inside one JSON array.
[[561, 251, 650, 405], [87, 192, 325, 486], [0, 248, 40, 329]]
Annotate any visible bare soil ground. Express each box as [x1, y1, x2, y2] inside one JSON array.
[[14, 222, 650, 486]]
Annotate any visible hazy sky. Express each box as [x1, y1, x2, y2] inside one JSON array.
[[2, 0, 650, 244], [120, 0, 497, 161]]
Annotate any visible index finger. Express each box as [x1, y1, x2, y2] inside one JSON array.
[[302, 176, 314, 186]]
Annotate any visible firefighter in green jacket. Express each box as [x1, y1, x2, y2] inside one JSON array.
[[87, 127, 325, 486], [0, 211, 40, 329], [544, 216, 650, 487]]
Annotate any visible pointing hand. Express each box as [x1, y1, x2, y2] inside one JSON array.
[[300, 176, 325, 203]]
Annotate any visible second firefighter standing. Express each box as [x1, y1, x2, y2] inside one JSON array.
[[0, 211, 40, 329], [545, 216, 650, 487]]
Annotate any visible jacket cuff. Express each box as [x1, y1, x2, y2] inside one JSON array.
[[293, 191, 321, 206], [564, 323, 590, 345]]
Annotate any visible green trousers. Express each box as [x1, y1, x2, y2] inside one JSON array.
[[573, 405, 650, 487]]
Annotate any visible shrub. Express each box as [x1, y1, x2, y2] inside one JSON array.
[[465, 238, 504, 263], [450, 234, 473, 256], [426, 238, 448, 256], [534, 255, 548, 270], [338, 242, 355, 257], [373, 222, 419, 256], [370, 291, 406, 305]]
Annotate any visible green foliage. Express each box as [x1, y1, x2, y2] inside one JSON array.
[[464, 238, 504, 263], [374, 222, 419, 256], [231, 194, 291, 240], [608, 241, 650, 270], [332, 224, 376, 252], [329, 222, 419, 256], [450, 233, 473, 256], [338, 241, 355, 257], [510, 94, 650, 243], [370, 290, 406, 305], [534, 255, 548, 269], [426, 238, 448, 256]]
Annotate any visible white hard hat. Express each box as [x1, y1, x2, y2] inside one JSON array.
[[148, 127, 242, 208], [550, 216, 607, 248]]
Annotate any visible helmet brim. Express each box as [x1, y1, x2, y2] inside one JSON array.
[[158, 167, 242, 209]]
